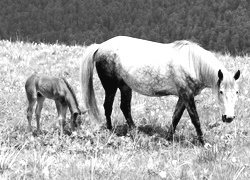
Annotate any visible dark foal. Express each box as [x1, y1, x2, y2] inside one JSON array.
[[25, 73, 86, 136]]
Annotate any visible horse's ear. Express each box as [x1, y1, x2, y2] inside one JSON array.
[[218, 69, 223, 81], [234, 70, 240, 80]]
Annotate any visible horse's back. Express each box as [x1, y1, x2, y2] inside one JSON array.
[[97, 36, 177, 72], [101, 36, 169, 60], [95, 37, 184, 96], [94, 36, 214, 96]]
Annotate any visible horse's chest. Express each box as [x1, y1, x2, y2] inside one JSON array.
[[175, 73, 204, 95]]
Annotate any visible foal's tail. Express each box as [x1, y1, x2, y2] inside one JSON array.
[[80, 44, 101, 123]]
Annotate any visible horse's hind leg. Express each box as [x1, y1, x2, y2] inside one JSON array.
[[119, 82, 135, 129], [27, 98, 36, 132], [167, 97, 186, 140], [35, 94, 45, 133], [103, 86, 118, 130]]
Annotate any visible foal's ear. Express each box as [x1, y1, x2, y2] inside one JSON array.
[[234, 70, 240, 80], [218, 69, 223, 81]]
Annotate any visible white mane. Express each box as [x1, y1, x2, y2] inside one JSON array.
[[175, 40, 232, 91]]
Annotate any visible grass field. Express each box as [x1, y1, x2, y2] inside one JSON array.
[[0, 40, 250, 180]]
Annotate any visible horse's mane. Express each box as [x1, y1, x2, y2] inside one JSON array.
[[173, 40, 231, 91], [61, 77, 80, 110], [172, 40, 199, 50]]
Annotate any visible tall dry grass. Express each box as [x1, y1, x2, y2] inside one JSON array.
[[0, 40, 250, 179]]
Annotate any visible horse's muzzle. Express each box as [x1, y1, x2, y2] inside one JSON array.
[[222, 115, 235, 123]]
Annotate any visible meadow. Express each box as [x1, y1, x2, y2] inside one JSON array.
[[0, 40, 250, 180]]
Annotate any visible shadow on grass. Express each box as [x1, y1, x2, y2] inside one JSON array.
[[112, 124, 198, 147], [112, 124, 168, 137]]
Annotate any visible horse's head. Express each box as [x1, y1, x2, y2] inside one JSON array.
[[217, 69, 240, 123]]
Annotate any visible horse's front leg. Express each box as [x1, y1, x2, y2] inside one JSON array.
[[181, 93, 204, 145], [119, 83, 135, 129], [167, 97, 186, 141]]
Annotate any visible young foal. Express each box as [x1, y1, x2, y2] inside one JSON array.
[[80, 36, 240, 145], [25, 73, 85, 136]]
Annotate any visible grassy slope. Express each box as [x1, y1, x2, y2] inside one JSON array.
[[0, 40, 250, 179]]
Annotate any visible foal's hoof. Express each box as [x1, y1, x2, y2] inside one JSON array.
[[166, 133, 174, 142], [71, 131, 78, 137], [32, 129, 43, 136]]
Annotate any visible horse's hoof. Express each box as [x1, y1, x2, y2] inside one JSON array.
[[107, 125, 113, 131], [128, 124, 136, 131]]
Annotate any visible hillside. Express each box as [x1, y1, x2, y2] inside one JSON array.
[[0, 0, 250, 55], [0, 40, 250, 179]]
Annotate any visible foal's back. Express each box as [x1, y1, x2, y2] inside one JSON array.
[[25, 73, 67, 100]]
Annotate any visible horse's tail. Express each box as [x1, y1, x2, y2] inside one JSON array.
[[80, 44, 101, 123]]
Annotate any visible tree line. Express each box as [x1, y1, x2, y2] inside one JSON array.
[[0, 0, 250, 55]]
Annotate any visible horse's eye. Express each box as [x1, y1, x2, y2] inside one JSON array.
[[236, 91, 239, 94], [220, 90, 223, 94]]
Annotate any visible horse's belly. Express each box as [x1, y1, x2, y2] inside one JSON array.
[[121, 69, 178, 96], [132, 82, 177, 96]]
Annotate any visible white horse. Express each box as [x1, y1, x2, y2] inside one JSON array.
[[80, 36, 240, 145]]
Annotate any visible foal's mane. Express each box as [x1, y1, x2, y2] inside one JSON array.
[[61, 77, 80, 110]]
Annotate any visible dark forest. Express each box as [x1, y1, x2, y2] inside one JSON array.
[[0, 0, 250, 55]]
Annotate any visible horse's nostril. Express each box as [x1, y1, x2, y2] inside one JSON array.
[[222, 114, 235, 123], [222, 115, 226, 122]]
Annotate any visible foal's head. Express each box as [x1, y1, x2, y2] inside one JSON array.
[[72, 109, 88, 129], [217, 69, 240, 123]]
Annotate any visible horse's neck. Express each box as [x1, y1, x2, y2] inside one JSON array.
[[197, 55, 227, 89]]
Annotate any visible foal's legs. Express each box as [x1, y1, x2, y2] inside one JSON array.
[[119, 82, 135, 129], [35, 95, 45, 132], [167, 97, 186, 140], [55, 100, 67, 136], [70, 114, 76, 132], [60, 104, 68, 136], [55, 100, 61, 119], [27, 98, 37, 132]]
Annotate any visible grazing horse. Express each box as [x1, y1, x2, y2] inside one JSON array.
[[80, 36, 240, 145], [25, 73, 86, 136]]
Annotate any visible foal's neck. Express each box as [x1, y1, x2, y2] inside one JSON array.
[[61, 78, 81, 114], [65, 91, 81, 114]]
